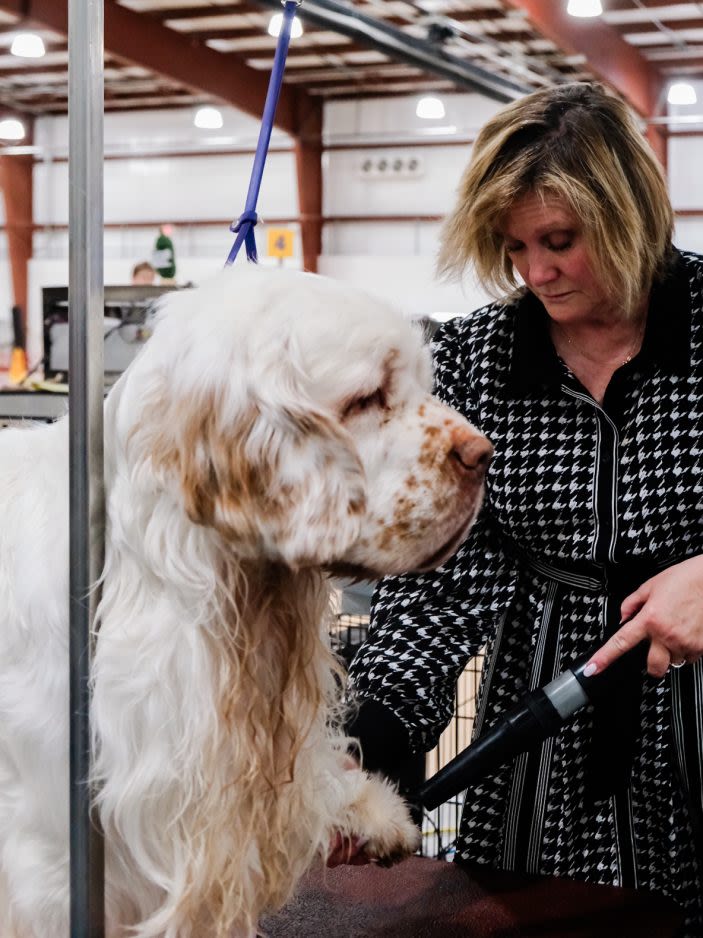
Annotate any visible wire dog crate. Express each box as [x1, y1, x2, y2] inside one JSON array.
[[331, 611, 485, 862]]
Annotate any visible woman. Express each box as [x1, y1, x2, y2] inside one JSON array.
[[346, 82, 703, 933]]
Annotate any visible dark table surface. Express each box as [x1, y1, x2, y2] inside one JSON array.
[[261, 856, 684, 938]]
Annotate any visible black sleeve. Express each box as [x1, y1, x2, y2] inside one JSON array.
[[346, 312, 518, 764]]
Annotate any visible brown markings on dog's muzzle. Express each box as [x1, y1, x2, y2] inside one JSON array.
[[418, 417, 492, 493]]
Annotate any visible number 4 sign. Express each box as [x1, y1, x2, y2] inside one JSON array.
[[267, 228, 294, 258]]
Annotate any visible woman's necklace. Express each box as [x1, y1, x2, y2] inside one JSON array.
[[556, 318, 646, 368]]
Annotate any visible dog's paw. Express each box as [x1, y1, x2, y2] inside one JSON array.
[[344, 772, 421, 866]]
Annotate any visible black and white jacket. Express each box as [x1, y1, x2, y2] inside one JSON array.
[[348, 249, 703, 934]]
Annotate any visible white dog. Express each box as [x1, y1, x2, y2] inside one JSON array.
[[0, 267, 491, 937]]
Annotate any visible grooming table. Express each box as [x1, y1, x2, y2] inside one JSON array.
[[261, 856, 683, 938]]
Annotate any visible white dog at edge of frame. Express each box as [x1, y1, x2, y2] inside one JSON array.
[[0, 265, 492, 937]]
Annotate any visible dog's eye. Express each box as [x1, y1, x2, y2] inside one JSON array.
[[342, 387, 387, 419]]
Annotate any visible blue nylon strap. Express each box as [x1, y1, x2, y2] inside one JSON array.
[[226, 0, 299, 266]]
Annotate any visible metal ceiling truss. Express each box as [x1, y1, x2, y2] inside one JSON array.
[[252, 0, 531, 103]]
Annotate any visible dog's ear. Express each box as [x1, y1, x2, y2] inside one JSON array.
[[141, 377, 367, 568]]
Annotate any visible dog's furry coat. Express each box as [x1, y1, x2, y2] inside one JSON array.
[[0, 267, 490, 937]]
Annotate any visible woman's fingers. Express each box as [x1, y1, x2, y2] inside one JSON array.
[[582, 556, 703, 679], [646, 640, 672, 679], [619, 585, 648, 624], [584, 615, 646, 676]]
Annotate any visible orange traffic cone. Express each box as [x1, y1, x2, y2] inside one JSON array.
[[8, 346, 27, 385]]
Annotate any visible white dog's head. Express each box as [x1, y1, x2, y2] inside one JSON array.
[[116, 266, 490, 576]]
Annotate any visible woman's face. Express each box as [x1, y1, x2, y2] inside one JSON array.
[[500, 191, 616, 325]]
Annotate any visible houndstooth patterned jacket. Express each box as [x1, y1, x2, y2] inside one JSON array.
[[348, 249, 703, 934]]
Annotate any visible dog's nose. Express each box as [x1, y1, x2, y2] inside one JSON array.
[[449, 427, 493, 478]]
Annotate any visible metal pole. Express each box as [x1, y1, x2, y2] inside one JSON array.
[[68, 0, 105, 935]]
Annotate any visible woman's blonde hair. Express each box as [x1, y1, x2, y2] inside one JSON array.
[[438, 82, 674, 318]]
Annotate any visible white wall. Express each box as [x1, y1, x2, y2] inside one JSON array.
[[324, 144, 467, 218], [19, 93, 502, 362], [33, 151, 298, 227], [320, 92, 500, 318], [22, 105, 300, 361], [33, 106, 291, 159], [33, 106, 296, 230], [318, 255, 492, 320], [323, 93, 501, 141], [7, 86, 703, 367], [667, 77, 703, 249]]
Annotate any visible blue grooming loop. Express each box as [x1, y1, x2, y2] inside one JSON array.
[[226, 0, 301, 265]]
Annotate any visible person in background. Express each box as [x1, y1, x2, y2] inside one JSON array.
[[344, 82, 703, 934], [131, 261, 156, 286]]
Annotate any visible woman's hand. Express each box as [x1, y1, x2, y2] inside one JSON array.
[[586, 555, 703, 678]]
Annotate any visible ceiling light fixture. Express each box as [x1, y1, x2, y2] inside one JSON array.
[[10, 32, 45, 58], [0, 118, 26, 141], [194, 106, 224, 130], [268, 13, 303, 39], [416, 96, 446, 119], [566, 0, 602, 17], [667, 81, 697, 106]]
